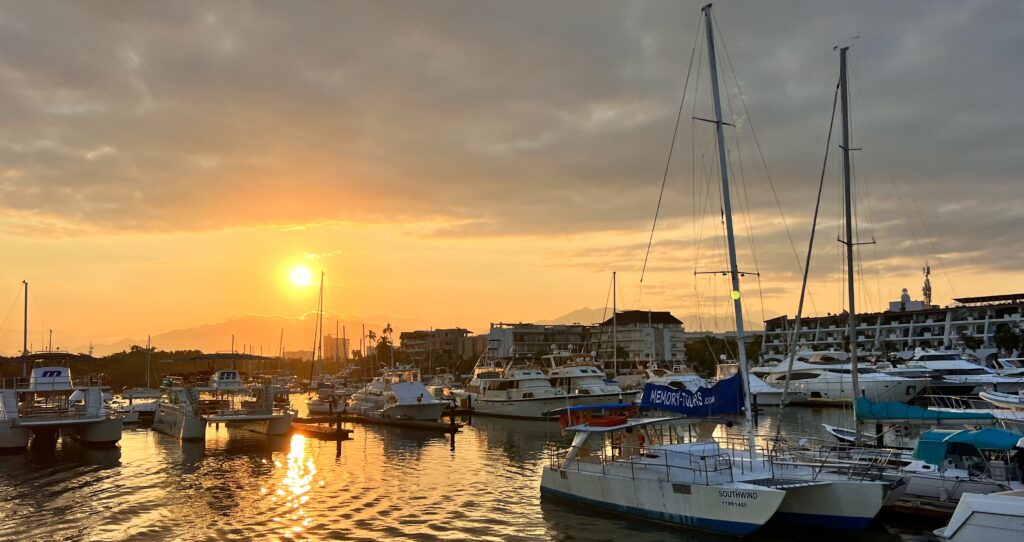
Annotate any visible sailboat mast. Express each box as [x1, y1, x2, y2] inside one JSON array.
[[612, 271, 617, 375], [702, 3, 756, 457], [22, 280, 28, 377], [839, 47, 862, 412]]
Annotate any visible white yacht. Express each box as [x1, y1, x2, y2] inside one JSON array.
[[542, 351, 638, 403], [752, 360, 925, 404], [152, 369, 293, 440], [349, 366, 448, 421], [116, 387, 162, 423], [892, 349, 1024, 395], [0, 365, 122, 449], [306, 379, 356, 415], [540, 416, 787, 536], [934, 489, 1024, 542]]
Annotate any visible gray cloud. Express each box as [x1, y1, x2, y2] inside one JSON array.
[[0, 1, 1021, 284]]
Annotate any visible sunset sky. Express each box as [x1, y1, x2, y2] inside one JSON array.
[[1, 1, 1021, 354]]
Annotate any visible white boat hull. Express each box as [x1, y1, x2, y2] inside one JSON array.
[[152, 404, 207, 440], [779, 377, 925, 405], [540, 466, 785, 536], [0, 419, 29, 450], [934, 490, 1024, 542], [64, 418, 123, 446], [379, 401, 448, 421], [462, 392, 634, 420], [769, 479, 889, 530]]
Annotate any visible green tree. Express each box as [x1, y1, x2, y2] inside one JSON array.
[[994, 324, 1021, 355]]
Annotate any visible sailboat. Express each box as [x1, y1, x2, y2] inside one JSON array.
[[540, 6, 791, 536]]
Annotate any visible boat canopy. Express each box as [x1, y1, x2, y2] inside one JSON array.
[[854, 397, 996, 426], [914, 428, 1024, 467]]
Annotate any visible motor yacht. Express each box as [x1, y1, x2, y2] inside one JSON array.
[[349, 366, 448, 421], [752, 360, 925, 404], [541, 350, 638, 403]]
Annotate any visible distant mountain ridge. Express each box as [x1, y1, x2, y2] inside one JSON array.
[[73, 313, 430, 357]]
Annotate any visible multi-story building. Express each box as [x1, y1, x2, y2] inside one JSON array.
[[591, 310, 687, 365], [398, 328, 476, 362], [485, 312, 689, 365], [485, 322, 592, 359], [761, 292, 1024, 362], [323, 335, 351, 363]]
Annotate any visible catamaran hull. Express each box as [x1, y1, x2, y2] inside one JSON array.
[[152, 406, 207, 440], [769, 480, 888, 530], [540, 467, 785, 536], [0, 419, 29, 450], [65, 418, 123, 447]]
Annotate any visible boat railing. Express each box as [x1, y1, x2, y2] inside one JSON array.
[[770, 441, 902, 481], [545, 443, 736, 485], [921, 394, 990, 410], [72, 374, 109, 388], [17, 402, 109, 422], [0, 377, 30, 390]]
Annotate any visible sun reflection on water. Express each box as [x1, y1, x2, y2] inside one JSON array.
[[267, 434, 318, 540]]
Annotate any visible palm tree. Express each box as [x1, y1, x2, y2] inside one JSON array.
[[383, 323, 395, 366], [367, 330, 377, 344]]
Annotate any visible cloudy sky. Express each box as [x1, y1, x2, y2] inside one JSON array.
[[1, 1, 1021, 352]]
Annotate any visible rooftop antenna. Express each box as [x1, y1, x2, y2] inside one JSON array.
[[922, 261, 932, 306]]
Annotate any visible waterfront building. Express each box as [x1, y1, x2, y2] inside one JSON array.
[[398, 328, 484, 363], [761, 292, 1024, 362], [485, 322, 592, 359], [486, 312, 690, 364], [590, 310, 687, 364]]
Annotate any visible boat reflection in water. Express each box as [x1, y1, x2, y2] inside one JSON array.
[[268, 434, 319, 539]]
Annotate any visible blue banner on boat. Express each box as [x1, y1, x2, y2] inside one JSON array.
[[640, 374, 744, 416]]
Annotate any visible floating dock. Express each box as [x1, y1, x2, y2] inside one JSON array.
[[295, 414, 461, 434], [291, 422, 352, 441]]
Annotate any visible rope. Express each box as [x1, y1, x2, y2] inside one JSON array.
[[640, 17, 703, 283]]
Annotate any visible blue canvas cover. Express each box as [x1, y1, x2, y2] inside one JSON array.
[[913, 428, 1024, 467], [855, 397, 996, 425], [640, 374, 744, 416]]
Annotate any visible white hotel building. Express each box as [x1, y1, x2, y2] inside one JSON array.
[[760, 291, 1024, 363]]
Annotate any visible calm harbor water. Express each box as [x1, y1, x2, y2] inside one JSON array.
[[0, 405, 938, 541]]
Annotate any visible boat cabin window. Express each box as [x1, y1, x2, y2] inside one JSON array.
[[775, 372, 818, 381]]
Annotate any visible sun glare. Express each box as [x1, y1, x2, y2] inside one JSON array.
[[289, 265, 313, 287]]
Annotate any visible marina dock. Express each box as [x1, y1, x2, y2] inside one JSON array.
[[295, 414, 462, 434]]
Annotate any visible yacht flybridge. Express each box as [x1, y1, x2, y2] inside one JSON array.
[[541, 350, 638, 403], [152, 368, 293, 440]]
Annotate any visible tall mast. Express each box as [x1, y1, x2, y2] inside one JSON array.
[[612, 271, 617, 375], [22, 280, 28, 377], [702, 3, 756, 458], [839, 47, 862, 418], [22, 280, 28, 356], [146, 335, 152, 388]]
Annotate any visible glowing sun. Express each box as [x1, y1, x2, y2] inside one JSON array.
[[289, 265, 314, 287]]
